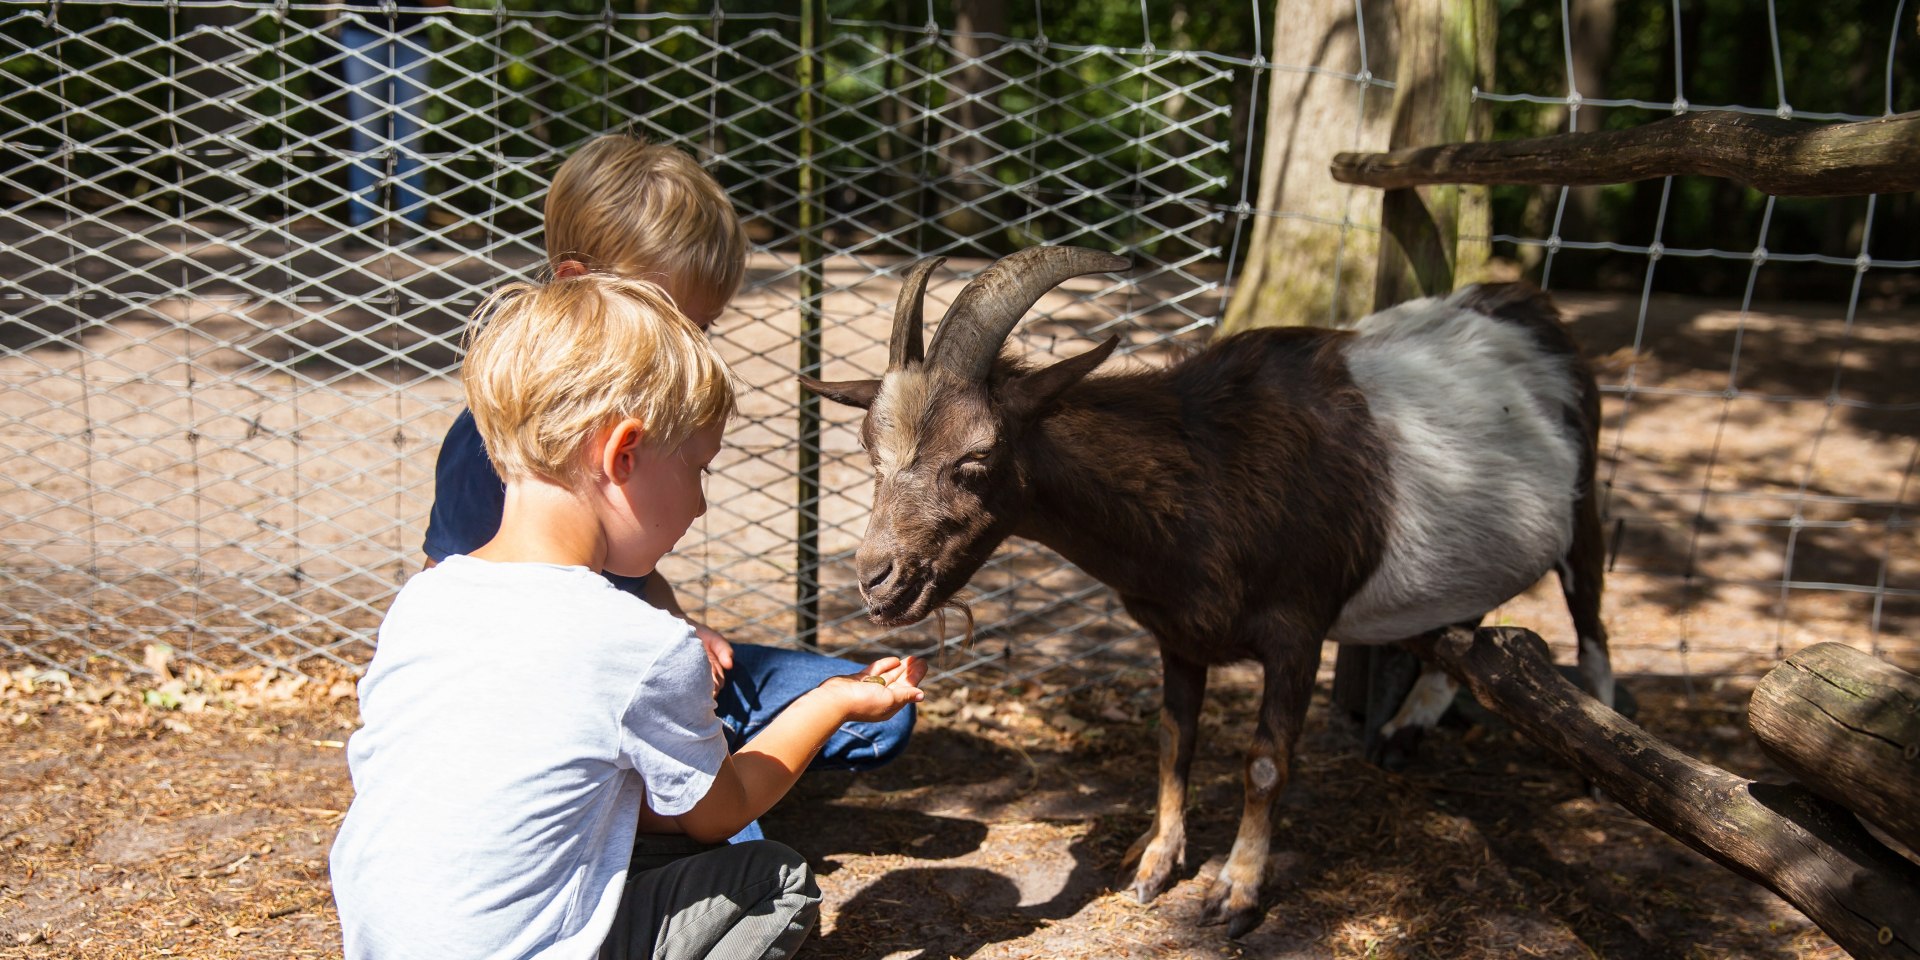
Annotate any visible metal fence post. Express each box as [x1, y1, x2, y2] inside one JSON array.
[[794, 0, 823, 646]]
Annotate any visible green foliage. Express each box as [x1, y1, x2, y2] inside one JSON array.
[[0, 0, 1904, 293], [1491, 0, 1916, 296]]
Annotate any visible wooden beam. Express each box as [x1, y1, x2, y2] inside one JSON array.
[[1749, 642, 1920, 855], [1410, 626, 1920, 959], [1332, 110, 1920, 197]]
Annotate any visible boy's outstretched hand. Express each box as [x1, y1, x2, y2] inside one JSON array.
[[679, 654, 930, 843], [822, 655, 928, 723]]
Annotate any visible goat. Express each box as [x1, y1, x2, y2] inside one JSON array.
[[800, 245, 1612, 938]]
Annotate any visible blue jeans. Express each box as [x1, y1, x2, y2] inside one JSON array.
[[718, 643, 917, 843], [339, 23, 431, 228]]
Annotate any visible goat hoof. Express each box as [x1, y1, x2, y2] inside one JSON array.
[[1123, 828, 1182, 903], [1198, 894, 1263, 938], [1198, 877, 1262, 936], [1376, 726, 1424, 772], [1226, 908, 1263, 939], [1125, 861, 1177, 904]]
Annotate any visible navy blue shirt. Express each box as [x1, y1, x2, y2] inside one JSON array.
[[425, 409, 651, 596]]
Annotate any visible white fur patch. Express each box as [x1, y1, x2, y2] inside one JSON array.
[[871, 369, 931, 477], [1330, 290, 1583, 643], [1248, 756, 1279, 792], [1379, 668, 1458, 738]]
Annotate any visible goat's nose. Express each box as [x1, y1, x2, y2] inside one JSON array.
[[861, 559, 895, 594]]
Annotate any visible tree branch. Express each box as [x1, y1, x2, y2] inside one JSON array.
[[1332, 110, 1920, 197]]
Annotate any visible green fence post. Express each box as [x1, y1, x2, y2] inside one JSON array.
[[795, 0, 823, 647]]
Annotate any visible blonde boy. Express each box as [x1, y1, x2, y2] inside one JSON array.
[[422, 135, 921, 788], [333, 275, 925, 960], [543, 133, 745, 329]]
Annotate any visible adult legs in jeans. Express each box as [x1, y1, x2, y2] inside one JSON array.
[[340, 23, 431, 229], [599, 835, 819, 960]]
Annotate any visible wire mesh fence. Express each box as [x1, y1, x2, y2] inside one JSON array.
[[1, 0, 1914, 693]]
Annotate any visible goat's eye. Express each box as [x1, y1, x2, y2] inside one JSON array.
[[955, 450, 992, 473]]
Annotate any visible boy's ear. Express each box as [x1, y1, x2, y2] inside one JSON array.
[[1004, 336, 1119, 419], [554, 259, 589, 280], [601, 418, 645, 483], [798, 375, 881, 410]]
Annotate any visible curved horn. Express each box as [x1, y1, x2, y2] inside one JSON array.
[[888, 256, 946, 369], [926, 245, 1131, 382]]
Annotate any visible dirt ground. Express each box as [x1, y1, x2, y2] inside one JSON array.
[[0, 651, 1860, 960]]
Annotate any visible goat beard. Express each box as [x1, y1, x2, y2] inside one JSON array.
[[931, 599, 977, 670]]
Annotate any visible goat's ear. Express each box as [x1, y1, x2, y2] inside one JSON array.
[[798, 374, 881, 410], [1004, 335, 1119, 418]]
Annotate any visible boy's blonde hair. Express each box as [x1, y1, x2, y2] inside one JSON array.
[[462, 274, 736, 487], [544, 135, 747, 307]]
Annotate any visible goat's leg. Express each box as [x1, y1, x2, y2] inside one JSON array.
[[1123, 652, 1206, 903], [1200, 641, 1316, 938], [1370, 618, 1478, 769], [1559, 481, 1613, 710], [1356, 643, 1424, 769], [1374, 660, 1459, 769]]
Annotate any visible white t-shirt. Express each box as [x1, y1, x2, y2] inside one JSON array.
[[329, 555, 728, 960]]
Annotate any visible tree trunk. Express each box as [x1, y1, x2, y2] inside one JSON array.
[[1749, 642, 1920, 856], [1412, 627, 1920, 960], [1561, 0, 1615, 238], [1372, 0, 1495, 306], [938, 0, 1006, 248], [1219, 0, 1397, 332]]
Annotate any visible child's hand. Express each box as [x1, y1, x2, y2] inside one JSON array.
[[694, 623, 733, 698], [822, 655, 927, 722]]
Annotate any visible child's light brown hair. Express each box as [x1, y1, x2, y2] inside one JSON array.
[[544, 135, 747, 310], [462, 273, 736, 488]]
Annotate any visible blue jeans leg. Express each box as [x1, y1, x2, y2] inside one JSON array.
[[339, 24, 387, 228], [386, 31, 431, 227], [715, 643, 918, 774], [340, 24, 430, 229], [717, 644, 917, 845]]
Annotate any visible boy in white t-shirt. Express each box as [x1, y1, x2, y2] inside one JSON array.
[[329, 273, 927, 960]]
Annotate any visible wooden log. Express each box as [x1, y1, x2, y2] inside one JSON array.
[[1749, 642, 1920, 856], [1410, 626, 1920, 959], [1331, 110, 1920, 197]]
